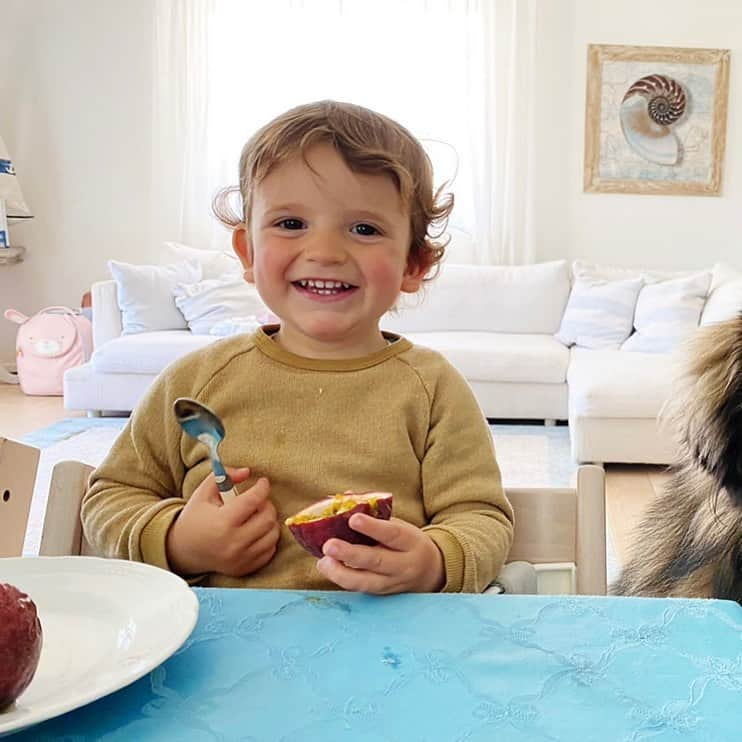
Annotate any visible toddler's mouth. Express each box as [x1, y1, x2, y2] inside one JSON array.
[[292, 279, 357, 296]]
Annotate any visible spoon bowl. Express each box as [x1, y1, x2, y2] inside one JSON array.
[[173, 397, 236, 500]]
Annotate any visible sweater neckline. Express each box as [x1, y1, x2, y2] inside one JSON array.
[[253, 325, 411, 371]]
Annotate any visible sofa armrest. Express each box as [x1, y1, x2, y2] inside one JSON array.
[[91, 280, 122, 348]]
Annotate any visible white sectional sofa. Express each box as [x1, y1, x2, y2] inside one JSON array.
[[64, 251, 742, 465]]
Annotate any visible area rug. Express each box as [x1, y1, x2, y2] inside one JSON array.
[[20, 417, 619, 582]]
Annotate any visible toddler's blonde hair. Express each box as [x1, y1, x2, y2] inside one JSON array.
[[213, 100, 453, 279]]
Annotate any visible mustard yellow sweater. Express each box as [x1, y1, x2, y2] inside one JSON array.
[[82, 327, 513, 592]]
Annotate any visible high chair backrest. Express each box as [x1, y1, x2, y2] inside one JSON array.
[[38, 460, 95, 556], [0, 437, 40, 557], [504, 464, 606, 595]]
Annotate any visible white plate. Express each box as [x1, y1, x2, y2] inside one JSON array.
[[0, 556, 199, 736]]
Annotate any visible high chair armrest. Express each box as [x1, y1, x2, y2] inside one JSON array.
[[485, 560, 538, 594]]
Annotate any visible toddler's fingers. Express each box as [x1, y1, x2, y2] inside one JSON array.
[[316, 556, 391, 594], [189, 467, 251, 506], [226, 466, 254, 483], [224, 476, 272, 526], [238, 502, 279, 543], [243, 522, 281, 560], [322, 539, 394, 575], [347, 515, 410, 551]]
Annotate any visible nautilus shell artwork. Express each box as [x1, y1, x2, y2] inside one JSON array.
[[619, 74, 687, 166]]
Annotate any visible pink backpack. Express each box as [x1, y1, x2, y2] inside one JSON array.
[[4, 306, 93, 396]]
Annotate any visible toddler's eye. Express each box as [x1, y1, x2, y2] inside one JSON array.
[[277, 218, 304, 230], [352, 223, 380, 236]]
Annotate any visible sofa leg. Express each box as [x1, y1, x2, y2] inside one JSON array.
[[544, 418, 556, 426], [86, 410, 102, 418]]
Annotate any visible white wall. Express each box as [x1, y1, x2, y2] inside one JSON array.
[[0, 0, 155, 364], [1, 0, 741, 363], [536, 0, 742, 270]]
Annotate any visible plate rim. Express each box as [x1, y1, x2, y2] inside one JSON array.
[[0, 556, 199, 736]]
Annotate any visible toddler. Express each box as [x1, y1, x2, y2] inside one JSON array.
[[82, 100, 513, 593]]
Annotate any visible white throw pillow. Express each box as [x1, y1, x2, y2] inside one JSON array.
[[707, 261, 741, 293], [160, 241, 241, 280], [173, 275, 267, 335], [701, 263, 742, 326], [383, 260, 570, 335], [209, 316, 275, 337], [108, 259, 202, 335], [556, 277, 643, 349], [622, 273, 711, 353]]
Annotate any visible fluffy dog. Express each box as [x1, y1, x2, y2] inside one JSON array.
[[611, 314, 742, 603]]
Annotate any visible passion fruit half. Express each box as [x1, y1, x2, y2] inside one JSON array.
[[285, 491, 393, 558]]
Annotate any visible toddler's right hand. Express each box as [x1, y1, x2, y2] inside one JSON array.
[[166, 467, 280, 578]]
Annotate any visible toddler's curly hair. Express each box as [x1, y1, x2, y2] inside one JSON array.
[[213, 100, 453, 279]]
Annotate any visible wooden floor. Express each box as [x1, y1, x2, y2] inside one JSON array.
[[0, 382, 85, 439], [0, 384, 669, 569]]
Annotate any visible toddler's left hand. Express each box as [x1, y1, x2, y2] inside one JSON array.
[[317, 514, 445, 594]]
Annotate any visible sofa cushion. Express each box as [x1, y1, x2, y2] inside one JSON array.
[[556, 277, 643, 349], [383, 261, 570, 335], [621, 272, 710, 353], [108, 259, 202, 334], [92, 331, 219, 375], [701, 262, 742, 326], [160, 241, 241, 279], [173, 276, 268, 335], [403, 332, 569, 384], [567, 347, 674, 418]]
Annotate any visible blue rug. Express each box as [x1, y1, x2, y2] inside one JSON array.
[[489, 423, 575, 487], [21, 416, 128, 449]]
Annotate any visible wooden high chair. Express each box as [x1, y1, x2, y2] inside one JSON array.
[[37, 460, 96, 556], [495, 464, 606, 595], [38, 461, 607, 595], [0, 437, 40, 557]]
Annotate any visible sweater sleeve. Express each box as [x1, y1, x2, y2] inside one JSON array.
[[81, 369, 188, 569], [419, 363, 514, 593]]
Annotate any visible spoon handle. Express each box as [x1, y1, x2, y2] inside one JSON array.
[[211, 459, 237, 501], [216, 474, 237, 501]]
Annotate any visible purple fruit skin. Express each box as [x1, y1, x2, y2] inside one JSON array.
[[288, 497, 393, 559], [0, 583, 43, 710]]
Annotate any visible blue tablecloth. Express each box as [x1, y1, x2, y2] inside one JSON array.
[[13, 589, 742, 741]]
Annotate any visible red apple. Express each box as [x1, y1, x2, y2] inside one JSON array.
[[0, 583, 43, 710], [285, 491, 393, 558]]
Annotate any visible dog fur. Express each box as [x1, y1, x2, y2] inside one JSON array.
[[611, 314, 742, 603]]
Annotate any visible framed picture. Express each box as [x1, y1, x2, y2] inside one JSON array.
[[584, 44, 730, 196]]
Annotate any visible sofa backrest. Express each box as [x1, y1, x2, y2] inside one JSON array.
[[382, 260, 571, 335]]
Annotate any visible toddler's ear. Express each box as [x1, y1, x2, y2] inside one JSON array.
[[400, 260, 426, 294], [232, 226, 254, 282]]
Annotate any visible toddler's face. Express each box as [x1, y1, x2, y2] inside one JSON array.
[[236, 143, 422, 358]]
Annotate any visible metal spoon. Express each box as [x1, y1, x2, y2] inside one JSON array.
[[173, 397, 237, 501]]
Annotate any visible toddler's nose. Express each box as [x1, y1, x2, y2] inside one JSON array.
[[305, 234, 347, 264]]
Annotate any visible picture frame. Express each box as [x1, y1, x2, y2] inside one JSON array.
[[583, 44, 730, 196]]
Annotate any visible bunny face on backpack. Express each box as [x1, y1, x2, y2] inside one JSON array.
[[4, 307, 92, 395]]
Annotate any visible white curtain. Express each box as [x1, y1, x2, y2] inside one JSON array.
[[152, 0, 536, 265]]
